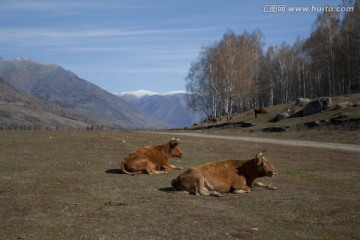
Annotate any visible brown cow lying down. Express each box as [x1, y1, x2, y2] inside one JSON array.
[[171, 151, 277, 197], [120, 139, 183, 175]]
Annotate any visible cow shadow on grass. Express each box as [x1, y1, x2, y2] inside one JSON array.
[[105, 169, 122, 174], [158, 187, 176, 193]]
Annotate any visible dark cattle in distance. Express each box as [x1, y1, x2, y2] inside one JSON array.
[[208, 117, 219, 125], [254, 108, 268, 118]]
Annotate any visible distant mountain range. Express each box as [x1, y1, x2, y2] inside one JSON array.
[[0, 58, 166, 129], [118, 90, 201, 128]]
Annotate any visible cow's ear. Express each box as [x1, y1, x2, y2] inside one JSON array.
[[169, 140, 178, 147], [255, 157, 262, 166], [256, 150, 266, 159]]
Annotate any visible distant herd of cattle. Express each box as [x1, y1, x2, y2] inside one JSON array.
[[202, 108, 268, 126], [120, 139, 277, 197]]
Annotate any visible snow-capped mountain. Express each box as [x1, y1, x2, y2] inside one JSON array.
[[117, 89, 187, 102], [118, 89, 158, 100], [117, 90, 201, 128]]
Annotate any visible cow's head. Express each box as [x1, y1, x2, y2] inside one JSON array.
[[167, 138, 182, 158], [255, 151, 277, 177]]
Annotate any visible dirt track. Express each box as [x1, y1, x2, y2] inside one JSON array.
[[147, 131, 360, 153]]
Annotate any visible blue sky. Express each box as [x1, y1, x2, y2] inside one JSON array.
[[0, 0, 344, 94]]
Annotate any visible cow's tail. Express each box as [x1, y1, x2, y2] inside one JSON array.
[[171, 178, 180, 190], [120, 160, 139, 175], [120, 160, 130, 174]]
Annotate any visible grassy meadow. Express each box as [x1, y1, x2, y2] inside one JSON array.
[[0, 130, 359, 239]]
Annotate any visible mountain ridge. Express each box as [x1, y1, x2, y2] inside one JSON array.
[[0, 78, 104, 129], [0, 58, 167, 129]]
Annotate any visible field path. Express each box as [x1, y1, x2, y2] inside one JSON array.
[[143, 131, 360, 153]]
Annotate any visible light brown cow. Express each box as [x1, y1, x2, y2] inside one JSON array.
[[171, 151, 277, 197], [120, 139, 183, 175]]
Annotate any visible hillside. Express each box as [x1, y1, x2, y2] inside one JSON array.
[[118, 90, 201, 128], [188, 93, 360, 144], [0, 58, 165, 129], [0, 79, 104, 129]]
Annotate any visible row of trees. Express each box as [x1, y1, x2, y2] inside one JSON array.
[[186, 0, 359, 119]]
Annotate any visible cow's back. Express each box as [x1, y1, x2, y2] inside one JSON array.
[[191, 160, 241, 174], [132, 147, 167, 164]]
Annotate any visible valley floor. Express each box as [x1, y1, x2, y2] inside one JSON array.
[[1, 130, 359, 239]]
